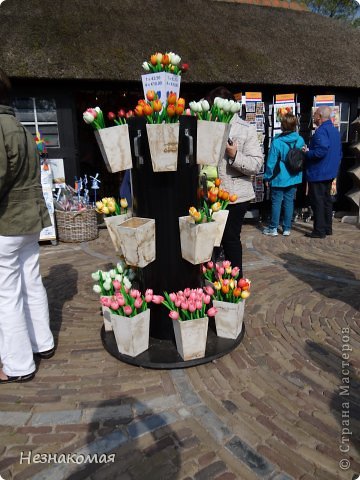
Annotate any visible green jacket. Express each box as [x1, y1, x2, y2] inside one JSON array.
[[0, 104, 51, 235]]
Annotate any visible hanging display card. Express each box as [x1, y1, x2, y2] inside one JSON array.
[[40, 164, 56, 241], [315, 95, 335, 106], [275, 94, 295, 104], [274, 103, 295, 129]]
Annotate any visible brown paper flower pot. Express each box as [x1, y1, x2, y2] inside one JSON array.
[[94, 124, 133, 173], [104, 211, 132, 254], [212, 209, 229, 247], [172, 316, 208, 361], [146, 123, 179, 172], [111, 309, 150, 357], [179, 216, 218, 265], [213, 300, 245, 339], [116, 217, 156, 268], [196, 120, 231, 166]]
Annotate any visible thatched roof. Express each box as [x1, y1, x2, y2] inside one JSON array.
[[0, 0, 359, 88]]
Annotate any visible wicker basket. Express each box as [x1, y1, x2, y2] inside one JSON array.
[[55, 209, 98, 243]]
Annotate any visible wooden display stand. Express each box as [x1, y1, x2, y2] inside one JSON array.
[[101, 115, 245, 368]]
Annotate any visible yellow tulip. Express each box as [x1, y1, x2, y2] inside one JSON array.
[[103, 206, 109, 215], [108, 203, 116, 213], [241, 290, 250, 299], [120, 198, 128, 209], [213, 281, 222, 291], [211, 202, 222, 212]]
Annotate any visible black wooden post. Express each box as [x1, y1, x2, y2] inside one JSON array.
[[127, 115, 201, 340]]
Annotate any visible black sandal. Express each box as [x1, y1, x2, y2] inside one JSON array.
[[34, 347, 55, 359], [0, 372, 35, 384]]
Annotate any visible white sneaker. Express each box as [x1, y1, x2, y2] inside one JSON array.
[[263, 227, 278, 236], [283, 230, 291, 236]]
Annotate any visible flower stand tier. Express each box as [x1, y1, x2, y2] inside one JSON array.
[[94, 124, 133, 173], [196, 120, 231, 166], [100, 115, 246, 369], [213, 300, 245, 339]]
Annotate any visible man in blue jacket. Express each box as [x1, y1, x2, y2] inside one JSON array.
[[304, 106, 342, 238]]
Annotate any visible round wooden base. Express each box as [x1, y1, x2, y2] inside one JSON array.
[[101, 321, 245, 369]]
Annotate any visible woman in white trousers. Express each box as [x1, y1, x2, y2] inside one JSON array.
[[0, 234, 54, 381], [0, 69, 54, 383]]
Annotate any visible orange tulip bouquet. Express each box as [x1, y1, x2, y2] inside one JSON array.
[[202, 261, 251, 303], [134, 90, 185, 124]]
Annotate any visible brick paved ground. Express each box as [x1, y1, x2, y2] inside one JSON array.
[[0, 218, 359, 480]]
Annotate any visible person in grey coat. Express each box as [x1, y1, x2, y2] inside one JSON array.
[[206, 87, 263, 276]]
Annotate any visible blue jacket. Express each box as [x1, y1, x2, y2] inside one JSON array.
[[264, 131, 305, 187], [305, 120, 342, 182]]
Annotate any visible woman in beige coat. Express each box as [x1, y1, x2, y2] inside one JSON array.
[[206, 87, 263, 276]]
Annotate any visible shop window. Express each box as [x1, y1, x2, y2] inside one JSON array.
[[12, 97, 60, 147]]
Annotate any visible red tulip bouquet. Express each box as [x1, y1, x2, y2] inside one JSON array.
[[107, 109, 134, 125]]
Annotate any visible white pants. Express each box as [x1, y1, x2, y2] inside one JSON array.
[[0, 233, 54, 376]]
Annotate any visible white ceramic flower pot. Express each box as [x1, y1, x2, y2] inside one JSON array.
[[179, 216, 218, 265], [94, 124, 133, 173], [111, 309, 150, 357], [196, 120, 231, 166], [104, 211, 132, 254], [213, 300, 245, 339], [212, 209, 229, 247], [172, 316, 208, 361], [146, 123, 179, 172], [116, 217, 156, 268]]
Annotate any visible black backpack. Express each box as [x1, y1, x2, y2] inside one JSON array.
[[269, 135, 305, 180], [284, 141, 306, 174]]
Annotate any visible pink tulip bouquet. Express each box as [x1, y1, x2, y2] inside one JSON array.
[[101, 287, 164, 318], [162, 288, 217, 321], [83, 107, 106, 130]]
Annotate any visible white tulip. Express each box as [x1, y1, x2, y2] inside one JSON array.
[[123, 277, 132, 290], [170, 53, 181, 65], [201, 100, 210, 111], [91, 271, 100, 281], [214, 97, 224, 109], [230, 101, 240, 113], [101, 271, 110, 280], [93, 285, 101, 294], [83, 111, 95, 124], [222, 100, 231, 112], [142, 61, 150, 72], [115, 274, 123, 282], [103, 281, 112, 291], [109, 269, 116, 278], [95, 107, 101, 113]]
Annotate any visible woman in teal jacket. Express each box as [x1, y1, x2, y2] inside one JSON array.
[[263, 113, 305, 236]]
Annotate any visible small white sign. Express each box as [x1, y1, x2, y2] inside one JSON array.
[[141, 72, 181, 102]]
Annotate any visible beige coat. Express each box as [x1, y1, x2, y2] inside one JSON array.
[[218, 116, 264, 203]]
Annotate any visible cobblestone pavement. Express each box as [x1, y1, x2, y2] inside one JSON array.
[[0, 219, 359, 480]]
